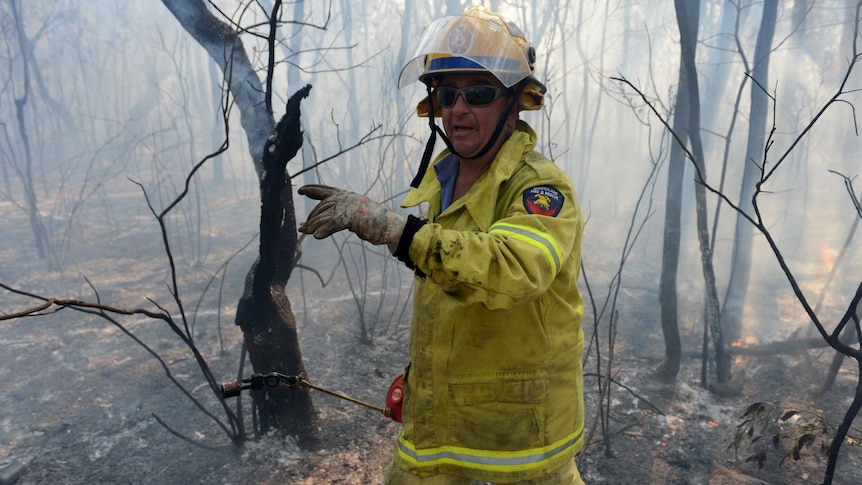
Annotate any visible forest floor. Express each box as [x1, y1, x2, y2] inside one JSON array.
[[1, 187, 861, 485]]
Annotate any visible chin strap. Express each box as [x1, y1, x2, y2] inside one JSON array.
[[409, 82, 527, 189], [410, 85, 441, 188]]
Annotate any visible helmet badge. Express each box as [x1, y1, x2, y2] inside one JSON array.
[[448, 25, 473, 54]]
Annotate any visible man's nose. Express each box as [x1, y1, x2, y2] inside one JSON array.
[[451, 92, 470, 111]]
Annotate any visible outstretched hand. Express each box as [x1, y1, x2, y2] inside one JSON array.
[[298, 184, 406, 253]]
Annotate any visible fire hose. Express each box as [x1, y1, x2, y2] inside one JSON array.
[[220, 372, 404, 423]]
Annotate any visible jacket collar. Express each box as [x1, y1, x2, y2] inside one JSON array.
[[402, 120, 537, 210]]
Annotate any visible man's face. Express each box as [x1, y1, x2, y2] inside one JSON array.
[[439, 73, 518, 161]]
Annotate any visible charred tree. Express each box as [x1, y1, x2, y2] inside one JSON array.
[[675, 0, 730, 386], [161, 0, 319, 445], [655, 0, 730, 385], [235, 85, 318, 446], [8, 0, 48, 261], [720, 0, 778, 344], [654, 0, 692, 383], [615, 2, 862, 481]]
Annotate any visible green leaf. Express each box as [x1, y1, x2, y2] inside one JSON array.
[[742, 402, 766, 418], [780, 410, 800, 422]]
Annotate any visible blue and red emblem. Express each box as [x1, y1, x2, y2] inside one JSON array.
[[523, 186, 564, 217], [448, 25, 473, 54]]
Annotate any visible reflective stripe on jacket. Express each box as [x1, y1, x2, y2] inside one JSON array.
[[396, 120, 585, 483]]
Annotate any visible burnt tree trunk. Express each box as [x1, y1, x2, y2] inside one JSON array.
[[654, 0, 693, 383], [235, 85, 319, 447], [674, 0, 730, 385], [720, 0, 778, 344], [161, 0, 319, 446]]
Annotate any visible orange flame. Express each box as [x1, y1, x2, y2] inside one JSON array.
[[818, 242, 837, 272], [731, 336, 759, 347]]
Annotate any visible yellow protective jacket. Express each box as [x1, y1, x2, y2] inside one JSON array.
[[395, 120, 585, 483]]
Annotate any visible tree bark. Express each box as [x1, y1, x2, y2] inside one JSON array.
[[654, 0, 692, 383], [720, 0, 778, 344], [10, 0, 48, 261], [235, 85, 318, 446], [161, 0, 318, 446], [675, 0, 730, 385]]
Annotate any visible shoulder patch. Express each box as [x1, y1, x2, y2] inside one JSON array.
[[523, 185, 564, 217]]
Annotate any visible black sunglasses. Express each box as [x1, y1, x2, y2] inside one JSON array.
[[436, 85, 512, 108]]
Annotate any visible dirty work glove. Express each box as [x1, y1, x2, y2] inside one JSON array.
[[298, 184, 407, 254]]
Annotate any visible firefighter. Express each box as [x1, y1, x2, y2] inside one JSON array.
[[299, 6, 585, 484]]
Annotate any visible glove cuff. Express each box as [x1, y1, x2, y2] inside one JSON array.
[[393, 215, 427, 269]]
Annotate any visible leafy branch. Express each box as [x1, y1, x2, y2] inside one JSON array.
[[730, 401, 862, 469]]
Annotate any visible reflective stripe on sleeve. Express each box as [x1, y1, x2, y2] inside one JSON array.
[[395, 426, 583, 473], [489, 222, 561, 276]]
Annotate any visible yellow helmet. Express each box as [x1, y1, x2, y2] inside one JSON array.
[[399, 6, 546, 116]]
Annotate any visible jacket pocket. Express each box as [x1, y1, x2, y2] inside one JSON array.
[[447, 370, 548, 450]]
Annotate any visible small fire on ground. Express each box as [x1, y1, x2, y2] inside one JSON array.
[[730, 336, 759, 348]]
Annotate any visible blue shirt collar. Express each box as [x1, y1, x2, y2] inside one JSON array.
[[434, 153, 459, 211]]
